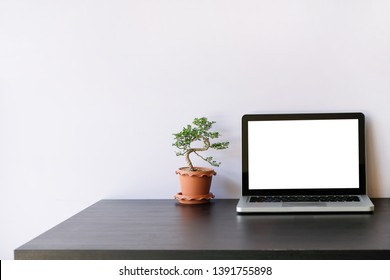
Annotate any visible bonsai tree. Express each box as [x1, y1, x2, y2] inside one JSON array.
[[173, 117, 229, 171]]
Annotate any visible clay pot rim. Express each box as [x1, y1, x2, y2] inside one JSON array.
[[176, 167, 216, 177]]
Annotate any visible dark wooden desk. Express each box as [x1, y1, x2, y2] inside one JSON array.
[[15, 199, 390, 260]]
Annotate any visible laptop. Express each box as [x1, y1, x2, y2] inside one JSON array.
[[236, 112, 374, 213]]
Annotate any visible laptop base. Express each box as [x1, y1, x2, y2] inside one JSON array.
[[236, 195, 375, 213]]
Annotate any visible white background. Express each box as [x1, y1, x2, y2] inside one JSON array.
[[2, 260, 389, 280], [1, 0, 390, 259]]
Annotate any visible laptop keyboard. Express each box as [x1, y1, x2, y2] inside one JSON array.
[[249, 195, 360, 203]]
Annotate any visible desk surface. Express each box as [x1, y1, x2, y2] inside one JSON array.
[[15, 199, 390, 260]]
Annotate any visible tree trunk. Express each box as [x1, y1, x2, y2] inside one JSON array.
[[185, 137, 210, 171]]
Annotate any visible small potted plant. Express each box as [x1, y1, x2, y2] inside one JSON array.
[[172, 117, 229, 204]]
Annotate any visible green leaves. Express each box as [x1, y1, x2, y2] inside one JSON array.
[[211, 142, 230, 150], [172, 117, 230, 169]]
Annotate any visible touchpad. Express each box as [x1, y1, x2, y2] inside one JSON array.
[[283, 202, 327, 207]]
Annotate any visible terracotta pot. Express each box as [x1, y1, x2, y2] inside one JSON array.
[[175, 167, 216, 204]]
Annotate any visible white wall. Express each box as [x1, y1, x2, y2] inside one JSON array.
[[1, 0, 389, 259]]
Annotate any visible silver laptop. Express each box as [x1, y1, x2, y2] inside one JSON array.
[[236, 112, 374, 213]]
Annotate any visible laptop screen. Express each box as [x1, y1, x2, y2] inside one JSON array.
[[242, 113, 366, 196]]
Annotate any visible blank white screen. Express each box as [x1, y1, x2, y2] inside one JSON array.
[[248, 119, 359, 190]]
